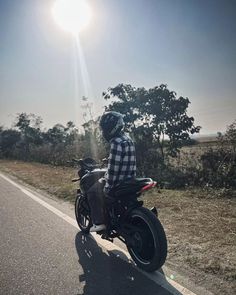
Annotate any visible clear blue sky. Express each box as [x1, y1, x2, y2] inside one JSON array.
[[0, 0, 235, 134]]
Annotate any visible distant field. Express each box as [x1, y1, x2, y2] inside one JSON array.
[[170, 140, 217, 171], [194, 135, 218, 143], [0, 159, 235, 295]]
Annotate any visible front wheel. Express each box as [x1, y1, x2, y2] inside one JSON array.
[[126, 207, 167, 272], [75, 194, 92, 233]]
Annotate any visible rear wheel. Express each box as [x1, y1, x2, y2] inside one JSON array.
[[75, 195, 92, 233], [126, 207, 167, 272]]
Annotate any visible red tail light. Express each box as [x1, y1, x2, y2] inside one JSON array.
[[140, 181, 157, 193]]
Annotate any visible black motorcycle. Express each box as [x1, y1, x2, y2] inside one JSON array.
[[72, 158, 167, 272]]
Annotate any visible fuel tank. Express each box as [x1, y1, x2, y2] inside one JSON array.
[[80, 168, 106, 193]]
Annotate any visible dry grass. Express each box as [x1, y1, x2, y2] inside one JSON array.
[[0, 159, 76, 201], [143, 189, 236, 291], [0, 159, 235, 294]]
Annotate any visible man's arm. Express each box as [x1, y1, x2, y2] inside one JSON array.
[[104, 141, 122, 194]]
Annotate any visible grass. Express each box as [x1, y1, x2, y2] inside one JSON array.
[[143, 189, 236, 283], [0, 159, 235, 294], [0, 159, 76, 201]]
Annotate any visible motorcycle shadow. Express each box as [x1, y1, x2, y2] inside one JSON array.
[[74, 232, 176, 295]]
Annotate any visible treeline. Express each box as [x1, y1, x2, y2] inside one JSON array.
[[0, 113, 105, 166], [1, 83, 236, 190]]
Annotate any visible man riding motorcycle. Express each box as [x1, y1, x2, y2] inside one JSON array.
[[87, 111, 136, 232]]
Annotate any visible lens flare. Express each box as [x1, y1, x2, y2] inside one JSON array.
[[72, 36, 94, 126], [52, 0, 92, 35]]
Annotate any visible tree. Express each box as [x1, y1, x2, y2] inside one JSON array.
[[0, 129, 21, 158], [14, 113, 43, 146], [225, 120, 236, 153], [13, 113, 43, 160], [103, 84, 201, 162], [44, 122, 78, 146], [199, 120, 236, 188], [81, 96, 94, 122], [45, 124, 67, 146], [65, 121, 78, 145], [81, 118, 106, 160]]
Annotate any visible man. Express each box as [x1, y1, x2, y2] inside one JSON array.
[[87, 111, 136, 232]]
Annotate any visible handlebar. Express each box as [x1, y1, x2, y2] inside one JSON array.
[[70, 157, 105, 183]]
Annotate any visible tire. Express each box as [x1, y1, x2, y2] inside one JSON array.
[[75, 195, 92, 234], [126, 207, 167, 272]]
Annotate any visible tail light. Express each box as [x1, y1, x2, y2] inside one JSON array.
[[139, 181, 157, 193]]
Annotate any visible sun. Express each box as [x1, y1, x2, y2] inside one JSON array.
[[52, 0, 92, 35]]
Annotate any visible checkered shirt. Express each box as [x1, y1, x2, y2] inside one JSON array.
[[104, 133, 136, 194]]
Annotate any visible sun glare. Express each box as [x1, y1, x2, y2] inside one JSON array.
[[52, 0, 92, 35]]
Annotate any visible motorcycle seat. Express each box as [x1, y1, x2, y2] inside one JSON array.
[[112, 178, 154, 198]]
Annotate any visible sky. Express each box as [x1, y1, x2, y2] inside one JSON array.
[[0, 0, 235, 134]]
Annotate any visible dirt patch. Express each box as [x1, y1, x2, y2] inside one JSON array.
[[0, 159, 235, 294]]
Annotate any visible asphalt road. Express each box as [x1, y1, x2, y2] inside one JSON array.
[[0, 175, 175, 295]]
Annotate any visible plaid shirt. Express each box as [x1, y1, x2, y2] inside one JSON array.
[[104, 133, 136, 193]]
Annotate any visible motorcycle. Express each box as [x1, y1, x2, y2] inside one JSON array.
[[72, 157, 167, 272]]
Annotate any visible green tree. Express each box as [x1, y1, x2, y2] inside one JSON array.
[[65, 121, 78, 145], [103, 84, 201, 161], [45, 124, 67, 146], [42, 121, 79, 165], [44, 122, 78, 146], [14, 113, 43, 159], [0, 129, 21, 158], [15, 113, 43, 145]]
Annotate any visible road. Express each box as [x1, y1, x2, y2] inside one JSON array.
[[0, 174, 188, 295]]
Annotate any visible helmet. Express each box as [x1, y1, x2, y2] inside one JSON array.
[[99, 111, 124, 141]]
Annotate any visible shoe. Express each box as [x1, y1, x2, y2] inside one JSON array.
[[90, 224, 106, 232]]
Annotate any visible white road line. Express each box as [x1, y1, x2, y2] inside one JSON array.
[[0, 173, 78, 227], [0, 172, 198, 295]]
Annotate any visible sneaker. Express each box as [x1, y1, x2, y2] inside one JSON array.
[[90, 224, 106, 232]]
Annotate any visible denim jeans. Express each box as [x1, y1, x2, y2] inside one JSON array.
[[87, 181, 106, 225]]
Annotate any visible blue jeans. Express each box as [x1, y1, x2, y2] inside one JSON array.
[[87, 182, 106, 225]]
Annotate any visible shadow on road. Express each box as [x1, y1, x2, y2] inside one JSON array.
[[75, 232, 173, 295]]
